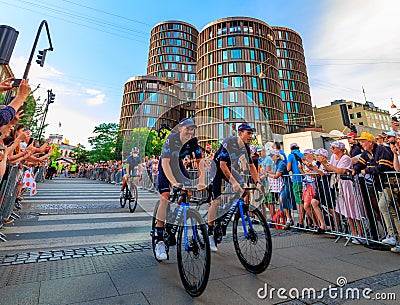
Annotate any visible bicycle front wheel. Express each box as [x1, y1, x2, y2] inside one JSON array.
[[120, 186, 127, 208], [129, 183, 138, 213], [177, 209, 210, 297], [232, 206, 272, 274]]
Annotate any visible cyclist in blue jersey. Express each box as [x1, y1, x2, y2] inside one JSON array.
[[208, 123, 261, 251], [120, 147, 141, 198], [155, 118, 205, 260]]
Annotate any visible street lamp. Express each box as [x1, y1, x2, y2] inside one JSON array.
[[38, 89, 55, 141]]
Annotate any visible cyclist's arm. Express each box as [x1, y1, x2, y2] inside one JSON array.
[[161, 157, 179, 186], [220, 161, 239, 186], [195, 158, 205, 186], [125, 163, 130, 176]]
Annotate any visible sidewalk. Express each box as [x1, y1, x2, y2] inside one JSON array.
[[0, 232, 399, 305]]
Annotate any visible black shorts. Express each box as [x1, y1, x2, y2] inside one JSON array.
[[157, 162, 190, 194], [314, 177, 335, 209], [211, 169, 244, 200]]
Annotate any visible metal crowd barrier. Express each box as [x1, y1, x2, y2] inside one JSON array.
[[258, 171, 400, 249], [34, 166, 46, 183], [0, 165, 24, 242]]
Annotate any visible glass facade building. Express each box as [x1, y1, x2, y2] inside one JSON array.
[[195, 17, 285, 143], [272, 26, 313, 133], [147, 21, 198, 119], [119, 76, 181, 137]]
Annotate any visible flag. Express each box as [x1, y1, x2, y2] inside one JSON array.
[[206, 143, 212, 151], [22, 169, 37, 196], [59, 122, 61, 128]]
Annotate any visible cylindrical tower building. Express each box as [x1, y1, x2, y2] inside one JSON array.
[[272, 26, 313, 132], [196, 17, 284, 144], [147, 21, 199, 119], [119, 76, 181, 138]]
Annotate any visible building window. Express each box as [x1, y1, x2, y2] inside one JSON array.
[[217, 38, 222, 48], [232, 76, 243, 87], [243, 36, 249, 46], [250, 49, 255, 60], [278, 70, 283, 78], [289, 91, 293, 101], [219, 123, 224, 139], [218, 92, 223, 104], [254, 37, 259, 47], [252, 77, 258, 89], [228, 62, 237, 73], [229, 91, 237, 103], [139, 92, 144, 101], [245, 62, 251, 73], [356, 112, 362, 118], [284, 113, 288, 123], [231, 49, 242, 59], [258, 92, 264, 104], [254, 107, 260, 119], [281, 91, 285, 100], [222, 50, 228, 60], [223, 77, 229, 88], [144, 105, 151, 114], [232, 107, 244, 119], [247, 91, 253, 102], [224, 107, 229, 119], [217, 64, 223, 75], [148, 117, 156, 127], [149, 93, 158, 102], [227, 36, 236, 46], [350, 113, 355, 119]]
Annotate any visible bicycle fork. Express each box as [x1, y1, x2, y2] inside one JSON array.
[[238, 199, 254, 239]]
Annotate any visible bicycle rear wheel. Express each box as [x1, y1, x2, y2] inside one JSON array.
[[129, 183, 138, 213], [232, 206, 272, 274], [177, 209, 210, 297]]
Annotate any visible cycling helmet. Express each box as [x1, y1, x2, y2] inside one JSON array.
[[131, 147, 139, 153]]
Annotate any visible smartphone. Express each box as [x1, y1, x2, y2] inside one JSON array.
[[12, 79, 22, 87], [27, 137, 34, 146], [18, 102, 27, 112]]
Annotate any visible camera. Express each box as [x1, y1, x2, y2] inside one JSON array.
[[11, 78, 22, 87], [340, 170, 354, 181]]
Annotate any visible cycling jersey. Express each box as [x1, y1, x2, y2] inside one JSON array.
[[126, 155, 141, 176], [210, 136, 252, 199], [158, 132, 202, 194]]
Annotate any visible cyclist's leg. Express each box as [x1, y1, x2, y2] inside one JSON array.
[[155, 168, 171, 243]]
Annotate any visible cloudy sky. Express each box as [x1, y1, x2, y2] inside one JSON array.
[[1, 0, 399, 146]]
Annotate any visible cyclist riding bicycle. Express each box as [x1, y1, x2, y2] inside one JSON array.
[[120, 147, 141, 198], [155, 118, 205, 260], [208, 123, 261, 251]]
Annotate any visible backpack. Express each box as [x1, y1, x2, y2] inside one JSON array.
[[272, 209, 286, 230]]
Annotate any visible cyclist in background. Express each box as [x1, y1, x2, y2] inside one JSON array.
[[208, 123, 261, 252], [120, 147, 141, 198], [154, 118, 204, 260]]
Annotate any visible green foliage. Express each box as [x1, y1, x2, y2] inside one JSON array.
[[49, 144, 61, 161], [88, 123, 121, 162], [71, 144, 89, 164], [123, 128, 170, 158]]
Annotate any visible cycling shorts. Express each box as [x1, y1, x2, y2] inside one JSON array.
[[157, 162, 190, 194], [211, 168, 244, 200]]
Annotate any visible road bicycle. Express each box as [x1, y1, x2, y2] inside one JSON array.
[[119, 176, 138, 213], [150, 185, 211, 297], [207, 185, 272, 274]]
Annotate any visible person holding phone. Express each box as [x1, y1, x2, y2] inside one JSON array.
[[0, 78, 31, 126]]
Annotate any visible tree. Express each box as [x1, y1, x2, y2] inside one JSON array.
[[49, 144, 61, 161], [71, 144, 89, 164], [123, 127, 170, 158], [88, 123, 121, 162]]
